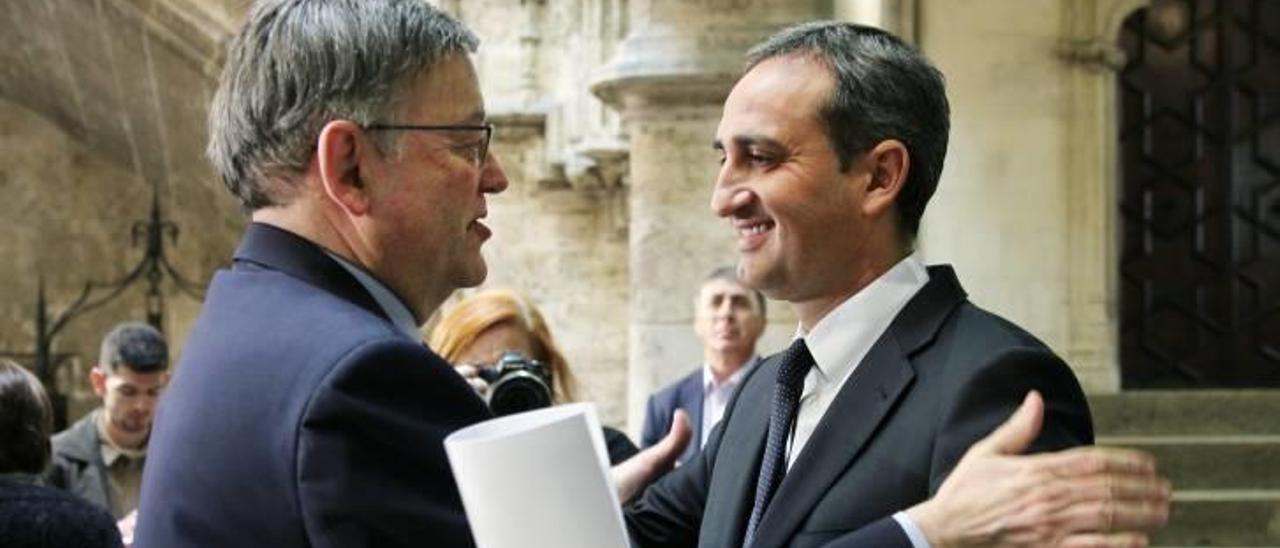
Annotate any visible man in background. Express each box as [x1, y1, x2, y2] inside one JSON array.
[[47, 321, 168, 523], [642, 266, 765, 466]]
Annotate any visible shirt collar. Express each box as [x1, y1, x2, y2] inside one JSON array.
[[796, 252, 930, 385], [325, 252, 422, 341], [702, 355, 758, 392]]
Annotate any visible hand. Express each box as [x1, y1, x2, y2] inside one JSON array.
[[454, 364, 490, 397], [611, 409, 693, 504], [906, 391, 1171, 548]]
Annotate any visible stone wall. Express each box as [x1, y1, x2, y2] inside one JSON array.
[[0, 0, 1151, 433], [0, 98, 239, 422]]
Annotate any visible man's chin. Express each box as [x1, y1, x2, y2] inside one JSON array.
[[453, 257, 489, 288]]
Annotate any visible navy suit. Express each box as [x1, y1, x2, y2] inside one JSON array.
[[625, 266, 1093, 547], [135, 223, 491, 547], [641, 369, 704, 465]]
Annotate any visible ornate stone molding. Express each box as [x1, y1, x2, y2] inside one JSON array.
[[114, 0, 232, 79], [1057, 38, 1127, 72], [1058, 0, 1149, 392]]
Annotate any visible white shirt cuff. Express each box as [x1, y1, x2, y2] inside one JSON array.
[[892, 511, 932, 548]]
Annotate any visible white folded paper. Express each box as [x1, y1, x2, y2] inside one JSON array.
[[444, 403, 629, 548]]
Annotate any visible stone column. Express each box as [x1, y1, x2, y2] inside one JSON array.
[[835, 0, 917, 43], [593, 0, 828, 435]]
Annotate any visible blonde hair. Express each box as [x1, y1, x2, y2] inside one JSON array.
[[429, 289, 578, 403]]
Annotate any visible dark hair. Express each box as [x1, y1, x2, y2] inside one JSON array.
[[99, 322, 169, 374], [745, 21, 950, 239], [0, 359, 53, 474], [704, 266, 767, 318], [208, 0, 479, 210]]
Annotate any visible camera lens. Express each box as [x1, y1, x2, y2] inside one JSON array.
[[487, 374, 553, 416]]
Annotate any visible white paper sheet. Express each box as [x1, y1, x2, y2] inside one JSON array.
[[444, 403, 629, 548]]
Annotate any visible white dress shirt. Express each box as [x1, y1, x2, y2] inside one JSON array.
[[700, 357, 757, 448], [785, 252, 932, 548]]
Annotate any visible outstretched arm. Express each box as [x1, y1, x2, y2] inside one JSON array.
[[905, 391, 1170, 548]]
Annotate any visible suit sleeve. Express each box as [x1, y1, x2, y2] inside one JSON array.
[[296, 337, 491, 548], [625, 412, 722, 548], [928, 346, 1093, 492], [820, 517, 913, 548], [640, 394, 665, 449]]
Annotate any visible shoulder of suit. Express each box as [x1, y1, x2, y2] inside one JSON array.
[[653, 368, 704, 400], [942, 301, 1054, 353], [49, 412, 100, 463]]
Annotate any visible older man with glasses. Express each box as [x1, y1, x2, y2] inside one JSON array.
[[134, 1, 507, 546]]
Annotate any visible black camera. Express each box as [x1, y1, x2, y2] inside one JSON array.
[[478, 352, 554, 416]]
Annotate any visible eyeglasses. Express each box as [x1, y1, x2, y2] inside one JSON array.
[[364, 123, 494, 167]]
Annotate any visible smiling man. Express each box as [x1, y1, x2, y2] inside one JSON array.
[[641, 267, 766, 465], [622, 22, 1169, 547]]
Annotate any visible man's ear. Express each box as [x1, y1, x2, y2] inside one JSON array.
[[862, 139, 910, 218], [90, 367, 107, 398], [316, 120, 373, 216]]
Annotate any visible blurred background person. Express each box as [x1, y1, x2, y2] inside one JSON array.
[[429, 288, 639, 464], [0, 358, 123, 548], [642, 266, 765, 467], [45, 322, 169, 523]]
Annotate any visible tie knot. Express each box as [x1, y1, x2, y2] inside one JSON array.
[[777, 338, 814, 390]]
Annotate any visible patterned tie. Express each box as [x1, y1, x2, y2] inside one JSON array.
[[743, 337, 815, 547]]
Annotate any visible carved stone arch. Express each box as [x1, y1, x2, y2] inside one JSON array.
[[1057, 0, 1151, 392]]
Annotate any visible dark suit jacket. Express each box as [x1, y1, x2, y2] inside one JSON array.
[[625, 266, 1093, 548], [134, 223, 491, 548], [641, 369, 704, 465]]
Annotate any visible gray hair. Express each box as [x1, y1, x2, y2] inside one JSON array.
[[703, 266, 767, 318], [99, 322, 169, 374], [208, 0, 479, 210], [745, 22, 950, 239]]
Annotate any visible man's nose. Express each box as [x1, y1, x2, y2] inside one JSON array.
[[481, 152, 509, 194], [710, 159, 738, 217]]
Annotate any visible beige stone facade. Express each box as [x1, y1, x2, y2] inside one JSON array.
[[1, 0, 1166, 433]]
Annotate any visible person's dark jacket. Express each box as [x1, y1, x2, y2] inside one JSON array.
[[45, 409, 114, 514], [0, 475, 123, 548]]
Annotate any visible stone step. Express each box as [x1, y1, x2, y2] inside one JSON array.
[[1096, 436, 1280, 491], [1088, 390, 1280, 437], [1152, 491, 1280, 547]]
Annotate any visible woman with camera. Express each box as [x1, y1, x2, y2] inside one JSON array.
[[428, 289, 640, 465]]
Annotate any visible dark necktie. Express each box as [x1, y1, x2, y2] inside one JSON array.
[[743, 338, 815, 547]]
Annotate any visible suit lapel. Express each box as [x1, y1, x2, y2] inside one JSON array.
[[749, 266, 967, 547], [750, 338, 914, 547], [701, 355, 778, 547]]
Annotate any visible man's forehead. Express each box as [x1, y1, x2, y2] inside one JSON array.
[[105, 367, 167, 385], [403, 53, 486, 123], [699, 278, 753, 300], [715, 56, 831, 145]]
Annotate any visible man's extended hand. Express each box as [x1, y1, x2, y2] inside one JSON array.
[[612, 409, 693, 504], [906, 391, 1171, 548]]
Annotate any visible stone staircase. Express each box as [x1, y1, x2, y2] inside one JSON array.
[[1089, 391, 1280, 547]]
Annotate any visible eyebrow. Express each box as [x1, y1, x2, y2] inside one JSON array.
[[712, 134, 783, 152]]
